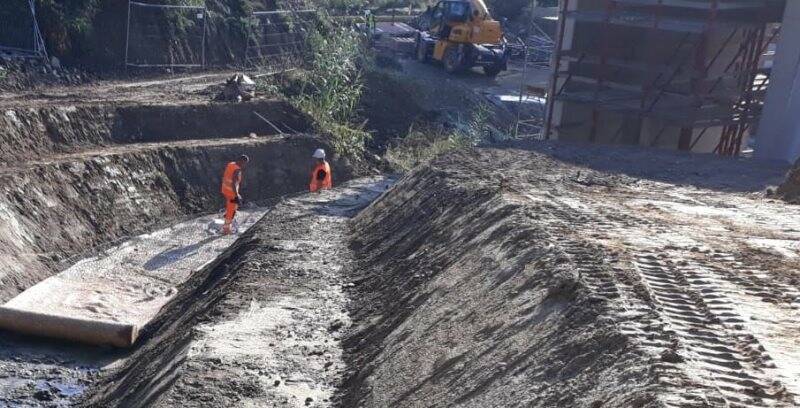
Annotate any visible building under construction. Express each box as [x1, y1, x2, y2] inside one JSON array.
[[543, 0, 786, 155]]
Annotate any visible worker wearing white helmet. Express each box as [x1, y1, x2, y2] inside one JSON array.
[[309, 148, 332, 192]]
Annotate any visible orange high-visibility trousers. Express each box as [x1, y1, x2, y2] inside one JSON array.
[[220, 161, 243, 233], [223, 193, 238, 232]]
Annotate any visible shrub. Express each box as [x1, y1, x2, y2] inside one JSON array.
[[385, 104, 493, 171], [289, 15, 372, 157]]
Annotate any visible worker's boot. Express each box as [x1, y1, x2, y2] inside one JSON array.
[[221, 222, 233, 235]]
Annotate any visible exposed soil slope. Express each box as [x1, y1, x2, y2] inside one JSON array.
[[0, 133, 347, 305], [341, 142, 799, 407]]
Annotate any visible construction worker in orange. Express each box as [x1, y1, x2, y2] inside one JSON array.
[[309, 148, 333, 193], [220, 155, 249, 234]]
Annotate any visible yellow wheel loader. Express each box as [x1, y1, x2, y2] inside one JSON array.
[[414, 0, 508, 77]]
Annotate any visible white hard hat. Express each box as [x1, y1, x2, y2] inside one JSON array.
[[312, 148, 326, 159]]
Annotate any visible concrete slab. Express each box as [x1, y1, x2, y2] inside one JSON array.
[[0, 207, 267, 347]]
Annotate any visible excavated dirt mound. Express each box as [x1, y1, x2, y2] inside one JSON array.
[[777, 158, 800, 203], [339, 142, 799, 407], [341, 155, 660, 407]]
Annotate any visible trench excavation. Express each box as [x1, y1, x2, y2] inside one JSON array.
[[1, 99, 800, 408], [65, 141, 800, 408], [0, 98, 361, 406]]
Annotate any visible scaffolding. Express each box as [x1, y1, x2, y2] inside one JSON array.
[[542, 0, 785, 156], [513, 19, 555, 139]]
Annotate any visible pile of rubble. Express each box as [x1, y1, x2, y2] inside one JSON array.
[[0, 55, 89, 91]]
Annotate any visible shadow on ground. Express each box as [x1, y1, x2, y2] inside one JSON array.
[[495, 139, 789, 193]]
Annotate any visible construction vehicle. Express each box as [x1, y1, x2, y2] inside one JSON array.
[[414, 0, 508, 77]]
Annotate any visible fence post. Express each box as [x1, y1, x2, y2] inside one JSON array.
[[201, 7, 207, 68], [125, 0, 132, 69]]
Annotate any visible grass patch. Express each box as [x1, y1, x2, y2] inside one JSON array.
[[385, 104, 494, 171]]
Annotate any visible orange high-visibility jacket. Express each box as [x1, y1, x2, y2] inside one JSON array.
[[310, 161, 332, 192], [221, 162, 242, 197]]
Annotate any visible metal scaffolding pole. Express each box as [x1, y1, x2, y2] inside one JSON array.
[[542, 0, 782, 156]]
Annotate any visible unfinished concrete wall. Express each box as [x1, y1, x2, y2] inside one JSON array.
[[549, 1, 780, 153], [755, 1, 800, 163]]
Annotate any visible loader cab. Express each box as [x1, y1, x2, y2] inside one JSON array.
[[430, 1, 472, 38]]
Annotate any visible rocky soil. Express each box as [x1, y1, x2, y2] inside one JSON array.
[[0, 57, 91, 92]]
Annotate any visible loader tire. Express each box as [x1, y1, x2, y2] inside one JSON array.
[[415, 37, 429, 62], [484, 64, 503, 78], [443, 46, 464, 74]]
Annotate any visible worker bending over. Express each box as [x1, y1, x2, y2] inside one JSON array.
[[220, 155, 249, 234], [309, 148, 332, 193]]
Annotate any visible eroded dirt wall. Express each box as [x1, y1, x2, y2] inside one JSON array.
[[0, 134, 351, 303], [0, 106, 115, 163], [0, 100, 307, 164], [112, 100, 311, 144]]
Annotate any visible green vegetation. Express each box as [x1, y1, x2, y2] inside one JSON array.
[[33, 0, 104, 58], [384, 125, 472, 171], [315, 0, 429, 14], [385, 104, 493, 171], [257, 13, 372, 157], [296, 20, 371, 157]]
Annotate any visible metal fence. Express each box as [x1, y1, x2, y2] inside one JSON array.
[[0, 0, 47, 59], [245, 9, 317, 70], [125, 1, 207, 68]]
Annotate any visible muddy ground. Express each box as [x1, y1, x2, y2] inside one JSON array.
[[83, 177, 393, 407], [2, 44, 799, 408], [71, 140, 800, 408], [342, 141, 798, 407]]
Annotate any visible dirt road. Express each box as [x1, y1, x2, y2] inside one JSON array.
[[0, 71, 237, 108]]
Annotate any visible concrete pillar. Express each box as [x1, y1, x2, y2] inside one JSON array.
[[755, 1, 800, 163]]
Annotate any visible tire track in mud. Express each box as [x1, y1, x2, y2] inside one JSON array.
[[632, 253, 793, 407], [684, 253, 800, 401], [526, 190, 798, 407]]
